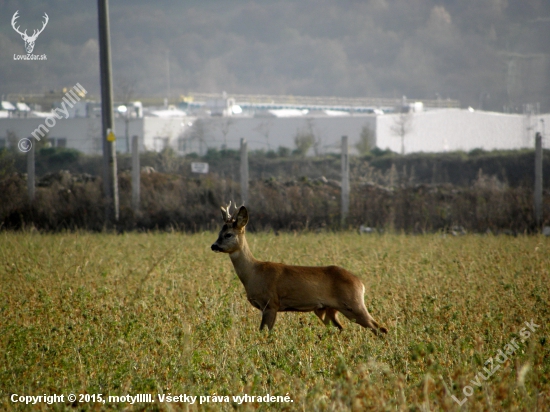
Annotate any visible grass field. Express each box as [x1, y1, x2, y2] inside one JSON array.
[[0, 231, 548, 411]]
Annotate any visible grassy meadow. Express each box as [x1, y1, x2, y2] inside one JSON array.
[[0, 231, 548, 411]]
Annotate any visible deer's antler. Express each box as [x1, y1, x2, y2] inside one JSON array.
[[11, 11, 48, 41], [11, 11, 27, 38], [29, 13, 49, 41], [221, 201, 233, 222]]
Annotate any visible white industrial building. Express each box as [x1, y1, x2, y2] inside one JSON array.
[[0, 104, 192, 154], [171, 108, 549, 155], [376, 109, 549, 154], [1, 96, 548, 155], [182, 114, 377, 155]]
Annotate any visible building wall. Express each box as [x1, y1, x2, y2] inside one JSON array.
[[1, 110, 548, 155], [114, 118, 145, 154], [0, 118, 102, 153], [0, 117, 189, 154], [182, 115, 377, 155], [376, 109, 550, 154], [143, 117, 190, 152]]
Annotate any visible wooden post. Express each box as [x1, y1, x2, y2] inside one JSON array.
[[131, 135, 140, 212], [534, 132, 543, 228], [97, 0, 119, 222], [125, 115, 130, 154], [240, 138, 248, 205], [341, 135, 350, 226], [27, 142, 35, 202]]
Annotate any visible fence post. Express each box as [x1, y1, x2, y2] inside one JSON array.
[[131, 135, 140, 212], [341, 135, 349, 226], [240, 138, 248, 205], [534, 132, 543, 228], [27, 142, 35, 202]]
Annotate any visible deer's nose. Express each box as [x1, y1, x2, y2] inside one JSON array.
[[211, 244, 222, 252]]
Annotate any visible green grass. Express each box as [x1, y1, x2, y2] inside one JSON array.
[[0, 232, 548, 411]]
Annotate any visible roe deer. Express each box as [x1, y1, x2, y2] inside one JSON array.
[[211, 202, 388, 335]]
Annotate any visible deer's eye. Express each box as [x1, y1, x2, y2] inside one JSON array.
[[224, 233, 233, 239]]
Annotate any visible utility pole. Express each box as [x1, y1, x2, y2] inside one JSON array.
[[27, 143, 35, 202], [97, 0, 119, 223], [341, 135, 350, 226], [166, 50, 171, 104], [534, 132, 543, 228], [240, 138, 248, 205]]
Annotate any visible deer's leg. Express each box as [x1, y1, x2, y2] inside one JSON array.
[[339, 306, 387, 335], [314, 308, 328, 324], [260, 308, 278, 331], [356, 312, 387, 335], [315, 308, 343, 330], [326, 308, 344, 330]]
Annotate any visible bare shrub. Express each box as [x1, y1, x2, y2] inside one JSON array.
[[0, 168, 546, 233]]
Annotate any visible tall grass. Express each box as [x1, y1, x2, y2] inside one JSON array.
[[0, 232, 548, 410]]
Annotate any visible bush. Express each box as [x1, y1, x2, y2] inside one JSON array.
[[277, 146, 291, 157], [1, 148, 549, 232], [1, 169, 548, 233]]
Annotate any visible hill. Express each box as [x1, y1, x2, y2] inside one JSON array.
[[1, 0, 549, 112]]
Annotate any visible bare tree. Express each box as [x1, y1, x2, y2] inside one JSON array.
[[253, 120, 273, 151], [218, 117, 234, 149], [305, 118, 323, 156], [188, 119, 211, 155], [391, 112, 413, 155], [116, 77, 137, 104]]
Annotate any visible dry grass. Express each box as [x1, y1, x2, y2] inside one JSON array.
[[0, 231, 549, 411]]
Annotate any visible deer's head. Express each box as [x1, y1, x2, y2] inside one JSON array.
[[12, 11, 49, 54], [211, 201, 249, 254]]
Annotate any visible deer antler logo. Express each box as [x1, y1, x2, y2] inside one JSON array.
[[11, 10, 49, 54]]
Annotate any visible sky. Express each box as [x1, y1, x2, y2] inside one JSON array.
[[1, 0, 549, 112]]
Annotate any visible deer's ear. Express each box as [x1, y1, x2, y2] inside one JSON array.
[[235, 206, 249, 229]]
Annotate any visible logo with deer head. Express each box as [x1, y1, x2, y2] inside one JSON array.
[[11, 10, 49, 54]]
